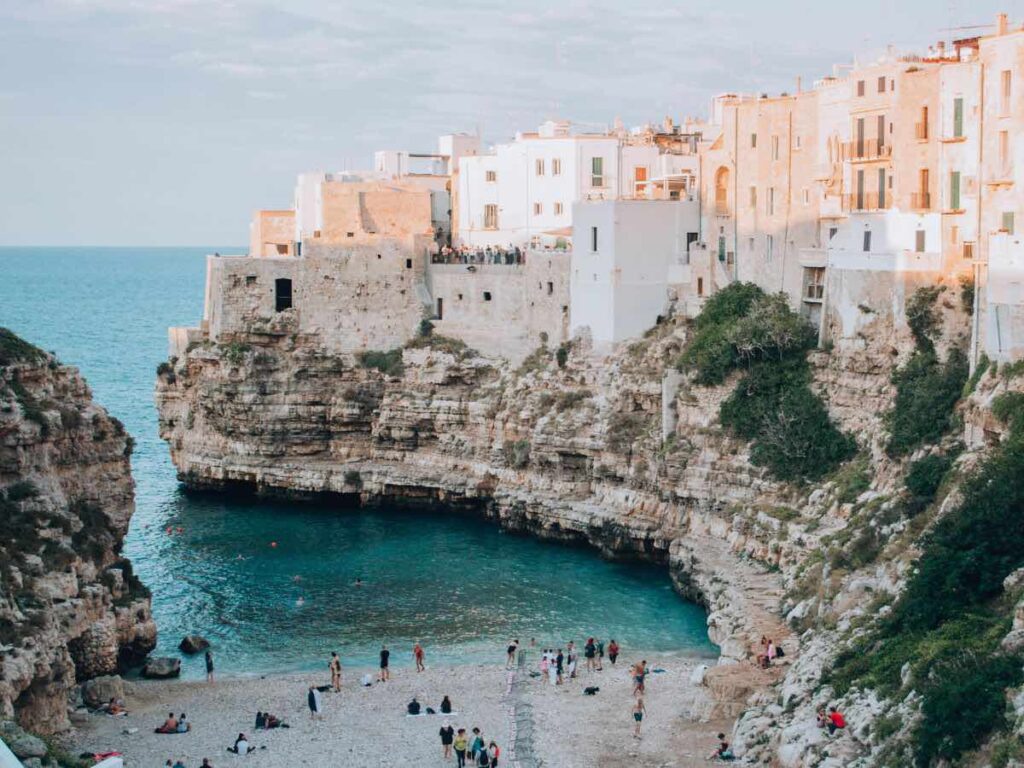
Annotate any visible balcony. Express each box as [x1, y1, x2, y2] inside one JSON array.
[[842, 139, 892, 162], [915, 122, 929, 140], [841, 192, 892, 212], [910, 192, 932, 210]]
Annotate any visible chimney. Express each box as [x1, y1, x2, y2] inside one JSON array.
[[796, 76, 802, 94], [997, 12, 1008, 35]]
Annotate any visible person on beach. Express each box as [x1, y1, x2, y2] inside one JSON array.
[[104, 696, 126, 716], [756, 636, 769, 668], [202, 760, 214, 768], [440, 721, 455, 759], [707, 732, 735, 761], [454, 728, 469, 768], [488, 741, 500, 767], [631, 661, 647, 695], [547, 652, 557, 686], [596, 639, 605, 670], [567, 645, 577, 679], [414, 641, 425, 673], [407, 697, 421, 715], [329, 651, 342, 691], [440, 695, 452, 714], [584, 637, 596, 671], [379, 645, 391, 682], [632, 695, 646, 738], [825, 706, 846, 735], [470, 727, 484, 761], [227, 733, 255, 754], [176, 713, 190, 733], [506, 639, 518, 669], [766, 638, 777, 666], [205, 650, 214, 683], [170, 760, 185, 768], [307, 685, 322, 720], [476, 743, 490, 768], [155, 712, 178, 733], [555, 649, 564, 684], [608, 639, 619, 666]]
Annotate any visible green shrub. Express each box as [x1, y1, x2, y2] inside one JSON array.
[[5, 480, 39, 502], [555, 343, 570, 369], [156, 361, 174, 376], [677, 282, 767, 385], [1001, 359, 1024, 379], [222, 342, 250, 364], [0, 328, 46, 367], [517, 346, 551, 376], [418, 318, 434, 338], [833, 453, 871, 504], [357, 349, 405, 377], [992, 391, 1024, 430], [963, 353, 989, 396], [729, 293, 816, 362], [606, 412, 647, 453], [555, 389, 590, 412], [884, 348, 968, 457], [905, 285, 945, 352], [958, 274, 976, 315], [343, 470, 363, 489], [504, 439, 531, 468], [905, 453, 953, 504], [406, 333, 473, 358]]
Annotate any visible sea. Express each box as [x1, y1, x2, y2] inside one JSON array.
[[0, 246, 717, 678]]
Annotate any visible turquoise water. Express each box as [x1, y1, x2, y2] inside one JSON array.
[[0, 247, 716, 678]]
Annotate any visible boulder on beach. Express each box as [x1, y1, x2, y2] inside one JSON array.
[[141, 657, 181, 679], [178, 634, 210, 654], [81, 675, 125, 709]]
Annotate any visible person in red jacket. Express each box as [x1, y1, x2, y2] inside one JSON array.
[[827, 706, 846, 735]]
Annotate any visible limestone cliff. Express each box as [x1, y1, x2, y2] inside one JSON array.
[[156, 289, 1021, 766], [0, 329, 155, 734]]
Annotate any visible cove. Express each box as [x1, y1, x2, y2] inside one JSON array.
[[0, 247, 717, 680]]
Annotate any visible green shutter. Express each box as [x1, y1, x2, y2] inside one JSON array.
[[950, 172, 961, 210], [953, 98, 964, 138]]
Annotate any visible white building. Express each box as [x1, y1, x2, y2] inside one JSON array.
[[456, 120, 704, 249], [570, 198, 700, 346]]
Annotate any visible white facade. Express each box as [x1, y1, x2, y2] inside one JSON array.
[[570, 199, 700, 345], [457, 121, 700, 248]]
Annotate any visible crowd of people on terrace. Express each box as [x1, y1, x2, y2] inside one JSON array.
[[432, 244, 525, 265]]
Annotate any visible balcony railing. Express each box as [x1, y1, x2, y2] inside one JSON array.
[[842, 139, 892, 162], [841, 192, 892, 212], [915, 122, 929, 140], [910, 192, 932, 210]]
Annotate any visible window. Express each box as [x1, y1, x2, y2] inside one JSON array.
[[863, 230, 872, 252], [953, 97, 964, 138], [274, 278, 292, 312], [999, 131, 1011, 173], [405, 258, 412, 269], [963, 241, 975, 260], [750, 133, 757, 148], [697, 277, 704, 296], [771, 135, 780, 160], [1003, 211, 1016, 235], [749, 186, 757, 208], [483, 291, 492, 301], [877, 114, 886, 147], [915, 230, 926, 253], [533, 202, 542, 215], [546, 281, 553, 295], [828, 226, 838, 241], [436, 297, 443, 319], [483, 204, 498, 229], [634, 166, 648, 194], [794, 135, 802, 150], [857, 80, 865, 97], [767, 186, 775, 216], [485, 170, 497, 182], [590, 226, 598, 252], [552, 158, 562, 175], [245, 275, 257, 286], [878, 168, 886, 208], [591, 157, 604, 186], [877, 75, 886, 93], [1001, 70, 1012, 115], [554, 202, 563, 215], [748, 237, 755, 250], [535, 158, 545, 176], [917, 106, 928, 140], [802, 188, 810, 205], [950, 171, 961, 210], [766, 234, 774, 262]]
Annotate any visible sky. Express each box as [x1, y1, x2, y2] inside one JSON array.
[[1, 0, 1020, 246]]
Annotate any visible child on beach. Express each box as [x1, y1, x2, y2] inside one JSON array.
[[454, 728, 469, 768], [632, 696, 646, 738]]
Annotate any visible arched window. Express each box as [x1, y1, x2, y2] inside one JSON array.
[[275, 278, 293, 312], [714, 167, 730, 214]]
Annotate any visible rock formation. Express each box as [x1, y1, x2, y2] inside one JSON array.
[[156, 289, 1021, 765], [0, 329, 155, 734]]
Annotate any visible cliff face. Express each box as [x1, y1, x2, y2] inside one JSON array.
[[157, 296, 1016, 766], [0, 330, 155, 734]]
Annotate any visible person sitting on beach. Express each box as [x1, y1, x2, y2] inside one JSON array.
[[440, 695, 452, 714], [255, 711, 266, 730], [707, 732, 735, 761], [168, 761, 185, 768], [227, 733, 255, 754], [263, 711, 286, 729], [201, 760, 213, 768], [176, 713, 190, 733], [155, 712, 178, 733], [756, 635, 769, 668], [407, 697, 421, 715], [105, 696, 127, 716]]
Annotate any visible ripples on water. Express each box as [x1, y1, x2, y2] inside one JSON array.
[[0, 247, 716, 678]]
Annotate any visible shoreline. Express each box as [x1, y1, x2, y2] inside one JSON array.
[[69, 653, 731, 767]]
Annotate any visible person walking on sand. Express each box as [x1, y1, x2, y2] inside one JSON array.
[[584, 637, 596, 671], [506, 639, 518, 669], [608, 639, 619, 666], [414, 641, 425, 673], [488, 741, 500, 767], [632, 695, 646, 738], [205, 650, 214, 683], [596, 639, 605, 670], [379, 644, 390, 682], [307, 685, 322, 719], [555, 649, 564, 684], [440, 721, 454, 760], [329, 651, 342, 692], [454, 728, 469, 768], [632, 661, 647, 695]]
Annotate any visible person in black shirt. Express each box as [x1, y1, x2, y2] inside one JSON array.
[[440, 695, 452, 714], [439, 721, 455, 759], [379, 645, 390, 682]]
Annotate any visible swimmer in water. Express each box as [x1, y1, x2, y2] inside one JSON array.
[[292, 575, 303, 583], [354, 578, 363, 587], [296, 597, 305, 607]]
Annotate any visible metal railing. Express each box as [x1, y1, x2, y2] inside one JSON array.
[[841, 192, 891, 212], [842, 139, 892, 161], [910, 192, 932, 210], [915, 122, 929, 140]]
